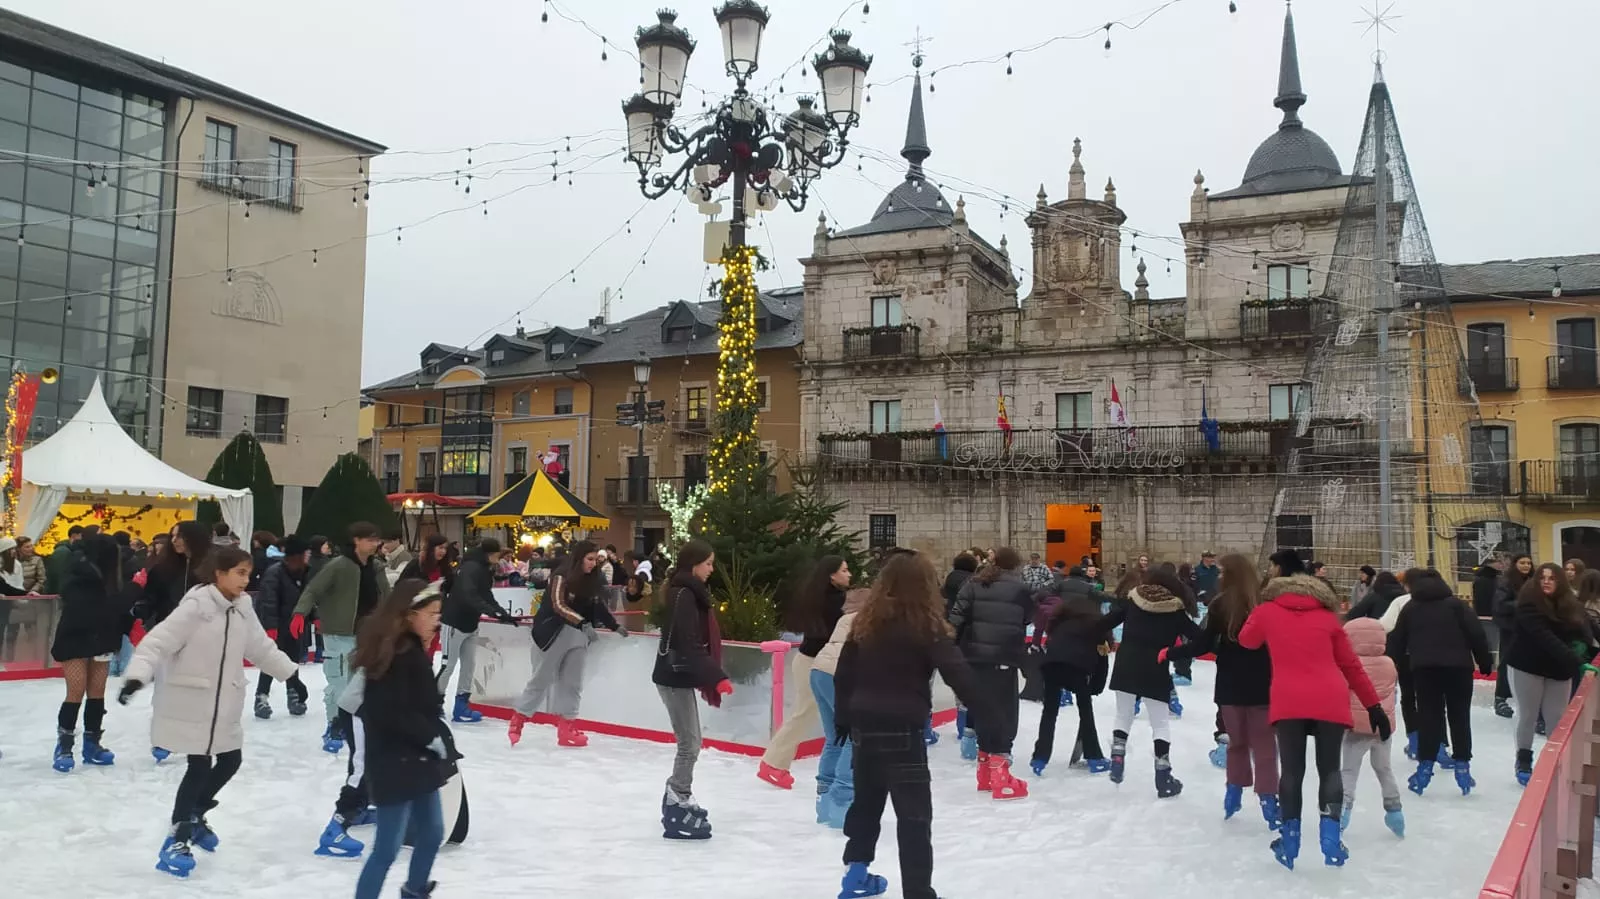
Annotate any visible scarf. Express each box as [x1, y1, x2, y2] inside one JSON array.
[[672, 572, 726, 707]]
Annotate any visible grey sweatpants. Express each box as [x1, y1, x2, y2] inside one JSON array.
[[1340, 731, 1401, 817], [1510, 668, 1574, 752], [657, 685, 703, 796], [435, 626, 478, 698], [514, 626, 588, 718]]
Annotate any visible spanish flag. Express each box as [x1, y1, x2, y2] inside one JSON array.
[[997, 395, 1013, 451]]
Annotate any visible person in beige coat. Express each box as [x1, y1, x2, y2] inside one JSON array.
[[119, 545, 298, 879]]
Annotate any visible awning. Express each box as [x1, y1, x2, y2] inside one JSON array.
[[387, 492, 479, 509], [468, 469, 609, 530]]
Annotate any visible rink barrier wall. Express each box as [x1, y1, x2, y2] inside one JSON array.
[[1479, 672, 1598, 899]]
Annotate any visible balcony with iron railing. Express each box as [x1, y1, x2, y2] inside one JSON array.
[[1520, 459, 1600, 502], [1466, 357, 1520, 392], [1547, 352, 1600, 390], [414, 476, 436, 493], [437, 474, 491, 497], [381, 474, 399, 494], [1239, 299, 1324, 340], [605, 476, 684, 509], [843, 325, 920, 360]]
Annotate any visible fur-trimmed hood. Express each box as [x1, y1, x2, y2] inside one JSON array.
[[1129, 585, 1186, 614], [1262, 574, 1340, 612]]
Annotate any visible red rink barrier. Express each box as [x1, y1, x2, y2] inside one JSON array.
[[1479, 672, 1598, 899]]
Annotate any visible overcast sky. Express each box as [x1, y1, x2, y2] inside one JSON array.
[[12, 0, 1599, 385]]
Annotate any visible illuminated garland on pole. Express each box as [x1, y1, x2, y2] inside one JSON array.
[[707, 244, 766, 495], [0, 366, 42, 536]]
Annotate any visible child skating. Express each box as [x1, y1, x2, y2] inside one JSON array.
[[1339, 617, 1405, 837]]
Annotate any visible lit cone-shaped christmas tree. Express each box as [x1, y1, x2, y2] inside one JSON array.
[[707, 245, 765, 497]]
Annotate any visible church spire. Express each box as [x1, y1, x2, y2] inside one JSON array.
[[901, 52, 931, 181], [1274, 2, 1307, 128]]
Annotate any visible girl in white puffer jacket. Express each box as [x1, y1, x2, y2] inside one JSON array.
[[120, 546, 298, 878]]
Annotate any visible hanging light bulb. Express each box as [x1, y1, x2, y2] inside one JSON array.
[[15, 227, 22, 247], [1528, 303, 1536, 320], [482, 201, 488, 216], [1103, 24, 1113, 55], [312, 248, 318, 267], [1006, 52, 1013, 76], [396, 227, 403, 243], [601, 37, 608, 62], [226, 269, 234, 284], [1251, 250, 1259, 270], [1229, 1, 1238, 13], [1552, 265, 1564, 298], [540, 0, 548, 22]]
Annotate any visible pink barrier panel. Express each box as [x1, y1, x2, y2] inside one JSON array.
[[1480, 673, 1599, 899]]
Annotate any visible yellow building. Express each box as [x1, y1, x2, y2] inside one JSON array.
[[1447, 254, 1600, 571]]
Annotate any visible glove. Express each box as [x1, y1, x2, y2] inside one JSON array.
[[1026, 641, 1044, 656], [289, 613, 306, 640], [1585, 664, 1599, 676], [497, 610, 518, 625], [1367, 704, 1393, 742], [716, 679, 734, 696], [265, 629, 278, 641], [614, 623, 630, 638], [131, 569, 147, 588], [581, 623, 599, 645], [426, 737, 447, 758], [1156, 647, 1169, 664], [118, 679, 144, 705]]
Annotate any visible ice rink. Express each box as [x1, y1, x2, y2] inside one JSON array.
[[0, 662, 1525, 898]]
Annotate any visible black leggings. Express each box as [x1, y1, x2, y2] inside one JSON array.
[[1032, 663, 1102, 763], [1396, 665, 1419, 735], [969, 665, 1020, 756], [1274, 719, 1346, 822], [172, 750, 243, 835], [1413, 666, 1475, 763], [257, 670, 307, 700]]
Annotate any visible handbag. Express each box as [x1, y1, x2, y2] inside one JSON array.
[[656, 588, 691, 674]]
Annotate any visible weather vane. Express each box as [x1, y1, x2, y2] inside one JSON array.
[[1358, 3, 1401, 65], [905, 27, 932, 68]]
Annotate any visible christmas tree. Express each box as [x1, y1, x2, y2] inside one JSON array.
[[196, 432, 285, 536], [295, 452, 399, 542], [707, 245, 766, 496]]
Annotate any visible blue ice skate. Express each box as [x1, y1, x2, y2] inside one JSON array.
[[661, 787, 712, 841], [152, 746, 170, 762], [923, 718, 939, 746], [1109, 737, 1127, 784], [1173, 675, 1193, 687], [1515, 749, 1534, 787], [451, 693, 482, 724], [81, 730, 114, 766], [958, 729, 978, 762], [838, 861, 889, 898], [1455, 761, 1475, 795], [1223, 784, 1243, 819], [1271, 819, 1301, 870], [1436, 748, 1455, 771], [1208, 737, 1228, 769], [156, 836, 196, 878], [1059, 691, 1073, 707], [1133, 697, 1141, 716], [1319, 816, 1348, 867], [1030, 758, 1047, 777], [1384, 808, 1406, 838], [321, 723, 344, 754], [1155, 759, 1182, 798], [1339, 806, 1351, 832], [315, 815, 365, 858], [956, 707, 967, 735], [52, 729, 75, 773], [1410, 759, 1437, 794], [350, 806, 378, 827], [1260, 794, 1281, 831], [399, 882, 436, 899], [191, 818, 219, 852], [1086, 758, 1112, 775], [1404, 731, 1417, 760], [1167, 690, 1184, 718]]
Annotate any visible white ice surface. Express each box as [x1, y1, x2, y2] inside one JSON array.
[[0, 662, 1525, 898]]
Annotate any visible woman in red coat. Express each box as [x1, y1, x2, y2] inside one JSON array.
[[1239, 553, 1389, 872]]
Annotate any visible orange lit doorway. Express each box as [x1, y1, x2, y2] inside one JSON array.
[[1046, 503, 1102, 570]]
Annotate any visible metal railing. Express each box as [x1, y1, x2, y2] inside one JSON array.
[[381, 475, 399, 494], [1468, 357, 1520, 392], [438, 474, 491, 497], [1479, 673, 1597, 899], [605, 476, 685, 508], [843, 325, 921, 360], [1521, 459, 1600, 501], [414, 476, 436, 493], [1547, 353, 1600, 390], [1239, 299, 1328, 340]]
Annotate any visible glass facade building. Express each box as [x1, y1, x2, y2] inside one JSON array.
[[0, 53, 164, 448]]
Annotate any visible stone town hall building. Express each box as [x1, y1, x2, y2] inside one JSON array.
[[798, 12, 1351, 567]]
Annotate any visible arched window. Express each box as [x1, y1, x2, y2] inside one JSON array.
[[1453, 521, 1531, 581]]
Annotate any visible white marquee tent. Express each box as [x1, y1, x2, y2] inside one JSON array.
[[13, 378, 252, 540]]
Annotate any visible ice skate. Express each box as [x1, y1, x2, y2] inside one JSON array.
[[191, 802, 220, 851], [838, 861, 889, 898], [1515, 748, 1534, 787], [988, 755, 1028, 800], [151, 746, 170, 762], [1208, 735, 1228, 769], [756, 761, 794, 790], [1030, 758, 1047, 777], [1167, 690, 1183, 718], [52, 728, 75, 773], [314, 815, 365, 858], [975, 752, 992, 792], [399, 881, 437, 898], [1109, 736, 1127, 784], [958, 728, 978, 761], [1059, 691, 1073, 707], [1339, 805, 1351, 832], [451, 693, 482, 724], [1319, 815, 1348, 866], [1384, 808, 1406, 838], [1271, 818, 1301, 870], [815, 791, 833, 825], [1085, 758, 1112, 775], [923, 720, 939, 745], [661, 786, 712, 840], [508, 712, 529, 747], [1410, 758, 1438, 792], [1173, 674, 1192, 687], [287, 694, 308, 717], [80, 730, 114, 766], [349, 806, 378, 827], [1404, 731, 1418, 760], [1223, 783, 1243, 819], [254, 694, 272, 719], [1435, 747, 1455, 771], [1154, 757, 1181, 799], [1260, 794, 1281, 831], [1455, 761, 1475, 795], [1494, 697, 1514, 719], [556, 718, 589, 748], [156, 835, 196, 878], [320, 723, 344, 754]]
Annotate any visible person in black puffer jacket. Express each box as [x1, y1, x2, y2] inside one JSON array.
[[49, 533, 133, 768], [1097, 565, 1205, 798], [252, 536, 312, 719], [941, 552, 977, 617], [1471, 560, 1502, 619], [1030, 568, 1112, 774], [1347, 571, 1405, 623], [1389, 573, 1493, 782], [436, 540, 516, 721], [350, 579, 460, 899], [948, 546, 1034, 798], [508, 540, 625, 749], [134, 521, 211, 628]]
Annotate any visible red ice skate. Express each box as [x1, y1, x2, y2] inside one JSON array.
[[756, 762, 795, 790], [976, 752, 993, 792], [507, 712, 529, 747], [988, 755, 1029, 800], [556, 718, 589, 748]]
